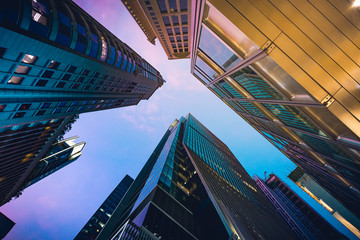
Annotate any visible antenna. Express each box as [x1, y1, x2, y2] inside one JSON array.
[[264, 171, 267, 180]]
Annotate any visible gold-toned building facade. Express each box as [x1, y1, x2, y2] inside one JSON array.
[[122, 0, 191, 59]]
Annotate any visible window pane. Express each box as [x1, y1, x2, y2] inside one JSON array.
[[8, 76, 24, 84], [195, 57, 217, 80], [199, 26, 241, 71]]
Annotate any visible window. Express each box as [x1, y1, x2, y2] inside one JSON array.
[[35, 79, 48, 86], [22, 54, 38, 64], [56, 8, 71, 46], [58, 102, 66, 107], [48, 60, 60, 69], [162, 16, 170, 26], [18, 104, 31, 110], [8, 76, 24, 85], [32, 0, 48, 26], [77, 76, 85, 82], [15, 65, 31, 74], [100, 36, 108, 61], [180, 0, 187, 11], [67, 65, 77, 73], [0, 105, 5, 112], [56, 81, 66, 88], [0, 47, 6, 58], [169, 37, 175, 42], [72, 83, 80, 89], [42, 70, 54, 78], [36, 110, 46, 116], [42, 102, 51, 108], [13, 112, 26, 119], [174, 27, 180, 35], [62, 74, 71, 80], [84, 85, 90, 90], [181, 15, 187, 24], [168, 0, 177, 11], [89, 30, 99, 58], [166, 28, 173, 36], [53, 108, 61, 114], [171, 16, 179, 25], [82, 69, 90, 76], [182, 27, 188, 34]]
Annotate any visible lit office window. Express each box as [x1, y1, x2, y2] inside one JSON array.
[[15, 65, 31, 74], [8, 76, 24, 85], [22, 54, 38, 64], [100, 36, 108, 61]]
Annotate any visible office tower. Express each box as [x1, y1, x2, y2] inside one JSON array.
[[75, 175, 134, 240], [289, 167, 360, 238], [180, 0, 360, 220], [0, 114, 76, 206], [0, 0, 164, 205], [121, 0, 191, 59], [98, 114, 296, 240], [254, 174, 346, 240], [0, 212, 15, 239], [21, 136, 85, 189]]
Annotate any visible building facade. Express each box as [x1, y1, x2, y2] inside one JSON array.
[[75, 175, 134, 240], [98, 114, 296, 240], [254, 174, 346, 240], [22, 136, 85, 189], [185, 0, 360, 221], [0, 212, 15, 239], [289, 167, 360, 238], [121, 0, 191, 59], [0, 0, 164, 206]]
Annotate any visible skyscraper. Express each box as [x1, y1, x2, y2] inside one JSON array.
[[123, 0, 360, 222], [98, 114, 296, 240], [254, 174, 346, 239], [0, 212, 15, 239], [289, 167, 360, 238], [121, 0, 191, 59], [21, 136, 85, 190], [75, 175, 134, 240], [0, 0, 164, 205]]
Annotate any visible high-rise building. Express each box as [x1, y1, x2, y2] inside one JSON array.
[[0, 114, 76, 206], [289, 167, 360, 238], [181, 0, 360, 220], [254, 174, 346, 240], [98, 114, 296, 240], [124, 0, 360, 222], [0, 0, 164, 206], [21, 136, 85, 189], [121, 0, 191, 59], [75, 175, 134, 240], [0, 212, 15, 239]]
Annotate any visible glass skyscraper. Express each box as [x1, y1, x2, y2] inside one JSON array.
[[254, 174, 346, 240], [0, 0, 164, 206], [75, 175, 134, 240], [98, 114, 296, 240]]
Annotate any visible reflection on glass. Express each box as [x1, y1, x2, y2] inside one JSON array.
[[195, 57, 217, 80], [199, 26, 241, 71]]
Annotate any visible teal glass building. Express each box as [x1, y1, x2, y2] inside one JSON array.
[[98, 114, 296, 240], [0, 0, 164, 206]]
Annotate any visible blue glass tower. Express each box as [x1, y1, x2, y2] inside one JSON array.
[[0, 0, 164, 206], [99, 114, 297, 240]]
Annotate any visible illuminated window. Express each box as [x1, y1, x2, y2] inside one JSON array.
[[48, 60, 60, 69], [22, 54, 38, 64], [100, 36, 108, 61], [15, 65, 31, 74], [8, 76, 24, 85]]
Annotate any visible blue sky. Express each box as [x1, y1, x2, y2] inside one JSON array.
[[0, 0, 356, 239]]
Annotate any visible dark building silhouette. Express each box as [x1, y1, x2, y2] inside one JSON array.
[[0, 212, 15, 239], [75, 175, 134, 240]]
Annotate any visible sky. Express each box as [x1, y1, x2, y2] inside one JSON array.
[[0, 0, 356, 239]]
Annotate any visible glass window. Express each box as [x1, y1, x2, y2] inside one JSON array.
[[22, 54, 38, 64], [89, 31, 99, 58], [180, 0, 187, 11], [182, 26, 188, 34], [171, 16, 179, 25], [0, 105, 6, 112], [41, 102, 51, 108], [199, 26, 241, 71], [166, 28, 173, 36], [116, 49, 122, 68], [53, 108, 61, 114], [15, 65, 31, 74], [169, 37, 175, 42], [8, 76, 24, 85], [13, 112, 26, 119], [62, 73, 71, 80], [30, 0, 49, 36], [42, 70, 54, 78], [157, 0, 167, 13], [58, 102, 66, 107], [56, 6, 71, 46], [48, 60, 60, 69], [74, 15, 87, 53], [36, 110, 46, 116], [174, 27, 180, 35], [67, 65, 77, 73], [195, 57, 217, 80], [168, 0, 177, 11], [56, 81, 66, 88], [162, 16, 170, 26], [0, 47, 7, 58], [35, 79, 48, 86], [181, 15, 187, 24], [100, 36, 108, 61], [109, 45, 115, 65], [19, 104, 31, 110]]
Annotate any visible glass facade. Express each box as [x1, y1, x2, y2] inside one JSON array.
[[191, 0, 360, 221], [103, 115, 296, 240]]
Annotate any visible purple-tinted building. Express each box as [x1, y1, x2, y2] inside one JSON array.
[[254, 174, 346, 240]]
